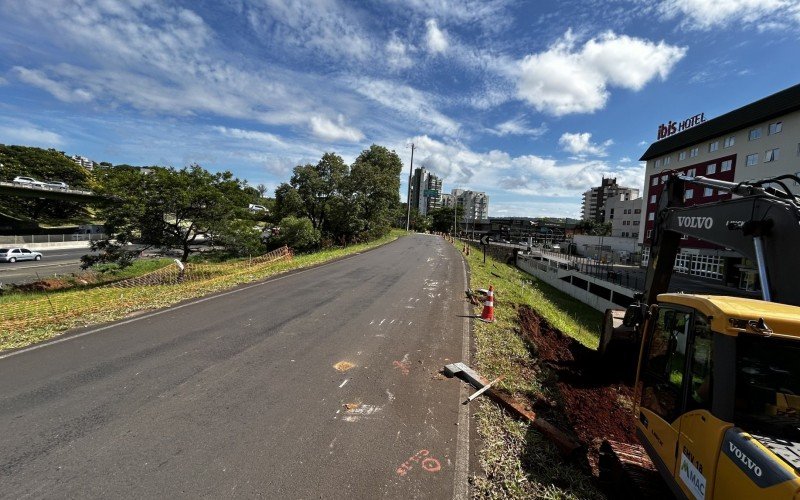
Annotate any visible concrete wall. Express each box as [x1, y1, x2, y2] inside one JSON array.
[[516, 252, 636, 313], [572, 234, 641, 257]]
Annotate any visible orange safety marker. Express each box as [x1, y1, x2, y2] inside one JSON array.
[[479, 285, 494, 322]]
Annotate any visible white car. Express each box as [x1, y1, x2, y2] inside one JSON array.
[[248, 204, 268, 212], [45, 181, 69, 190], [0, 247, 43, 263], [12, 176, 45, 188]]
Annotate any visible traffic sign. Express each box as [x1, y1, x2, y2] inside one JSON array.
[[480, 235, 489, 245]]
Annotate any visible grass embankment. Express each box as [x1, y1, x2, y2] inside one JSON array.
[[454, 240, 604, 499], [0, 230, 403, 352]]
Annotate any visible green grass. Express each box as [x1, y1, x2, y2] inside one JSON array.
[[454, 239, 604, 499], [0, 230, 403, 351]]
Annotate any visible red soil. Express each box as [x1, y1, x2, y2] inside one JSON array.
[[518, 305, 638, 471]]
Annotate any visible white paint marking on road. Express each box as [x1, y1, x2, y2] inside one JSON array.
[[386, 389, 395, 402], [390, 319, 395, 324], [329, 437, 337, 448], [369, 320, 375, 325], [404, 306, 415, 309], [339, 379, 349, 388], [0, 250, 371, 361], [379, 319, 386, 326], [453, 243, 471, 500], [375, 334, 386, 338]]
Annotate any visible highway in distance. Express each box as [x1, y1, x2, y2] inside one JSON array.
[[0, 234, 473, 498]]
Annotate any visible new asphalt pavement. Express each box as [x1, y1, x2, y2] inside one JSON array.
[[0, 234, 473, 498]]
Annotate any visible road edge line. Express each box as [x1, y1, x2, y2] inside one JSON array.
[[453, 244, 471, 500]]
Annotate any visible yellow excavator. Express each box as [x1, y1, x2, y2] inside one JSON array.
[[598, 172, 800, 498]]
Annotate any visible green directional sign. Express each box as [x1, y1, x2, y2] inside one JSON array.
[[423, 189, 439, 197]]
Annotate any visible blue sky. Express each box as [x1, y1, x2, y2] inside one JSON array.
[[1, 0, 799, 218]]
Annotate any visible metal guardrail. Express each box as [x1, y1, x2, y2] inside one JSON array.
[[0, 181, 94, 195], [0, 233, 106, 244]]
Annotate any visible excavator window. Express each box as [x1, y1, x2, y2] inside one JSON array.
[[735, 335, 800, 441], [641, 307, 692, 422], [687, 314, 713, 410]]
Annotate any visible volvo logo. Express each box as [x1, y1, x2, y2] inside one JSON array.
[[729, 442, 763, 477], [677, 216, 714, 229]]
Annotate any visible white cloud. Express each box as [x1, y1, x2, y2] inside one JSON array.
[[619, 156, 632, 163], [408, 135, 643, 198], [659, 0, 795, 30], [488, 117, 548, 138], [13, 67, 93, 103], [386, 34, 414, 70], [353, 79, 460, 136], [387, 0, 512, 31], [309, 114, 364, 142], [0, 76, 7, 86], [242, 0, 373, 61], [0, 123, 64, 147], [515, 30, 686, 115], [213, 126, 287, 147], [425, 19, 448, 54], [559, 132, 612, 156]]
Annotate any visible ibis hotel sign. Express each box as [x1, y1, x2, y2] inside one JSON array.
[[657, 112, 706, 140]]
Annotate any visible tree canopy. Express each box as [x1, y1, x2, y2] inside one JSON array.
[[91, 164, 259, 262], [272, 145, 403, 246]]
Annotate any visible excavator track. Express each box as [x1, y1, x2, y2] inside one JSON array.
[[598, 440, 671, 499]]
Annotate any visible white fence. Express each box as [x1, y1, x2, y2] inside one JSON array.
[[517, 252, 637, 313]]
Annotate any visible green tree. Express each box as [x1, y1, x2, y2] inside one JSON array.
[[0, 145, 93, 224], [290, 152, 348, 231], [428, 206, 463, 233], [347, 145, 402, 239], [273, 216, 320, 252], [90, 164, 253, 263]]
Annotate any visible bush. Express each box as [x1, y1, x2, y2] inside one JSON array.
[[273, 216, 320, 252]]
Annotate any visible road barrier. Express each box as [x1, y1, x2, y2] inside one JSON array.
[[0, 246, 293, 342]]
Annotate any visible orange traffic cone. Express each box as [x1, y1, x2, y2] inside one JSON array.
[[479, 285, 494, 322]]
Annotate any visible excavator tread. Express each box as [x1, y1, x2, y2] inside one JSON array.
[[599, 440, 672, 499]]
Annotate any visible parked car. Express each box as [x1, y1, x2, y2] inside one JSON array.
[[12, 176, 45, 187], [248, 204, 268, 212], [0, 247, 43, 263], [45, 181, 69, 190]]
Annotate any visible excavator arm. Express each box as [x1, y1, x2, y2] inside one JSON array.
[[644, 174, 800, 306]]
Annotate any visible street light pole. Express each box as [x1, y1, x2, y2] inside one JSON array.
[[405, 143, 415, 232]]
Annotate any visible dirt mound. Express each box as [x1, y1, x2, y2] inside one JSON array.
[[518, 305, 638, 472]]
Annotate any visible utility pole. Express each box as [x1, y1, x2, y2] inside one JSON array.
[[405, 143, 415, 232]]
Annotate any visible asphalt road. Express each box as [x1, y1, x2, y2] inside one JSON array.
[[0, 247, 93, 285], [0, 234, 472, 498]]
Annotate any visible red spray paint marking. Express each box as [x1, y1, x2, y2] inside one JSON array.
[[393, 360, 410, 376], [396, 449, 441, 476]]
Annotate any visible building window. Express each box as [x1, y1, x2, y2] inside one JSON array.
[[768, 122, 783, 135], [687, 168, 696, 177], [706, 163, 717, 175], [655, 159, 661, 167], [704, 187, 714, 197], [651, 177, 658, 186], [647, 230, 652, 238], [690, 147, 699, 158], [764, 148, 780, 162], [649, 194, 656, 203], [661, 174, 669, 182], [679, 151, 686, 161], [633, 220, 640, 225], [721, 159, 732, 172], [634, 208, 641, 214], [746, 153, 759, 166], [709, 141, 719, 152], [664, 156, 671, 166], [685, 188, 694, 200], [648, 212, 654, 221], [749, 128, 762, 140], [724, 136, 735, 148], [633, 232, 639, 238]]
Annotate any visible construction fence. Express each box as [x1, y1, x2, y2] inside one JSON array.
[[0, 246, 293, 342]]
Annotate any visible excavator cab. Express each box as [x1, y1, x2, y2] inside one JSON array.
[[634, 294, 800, 499]]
